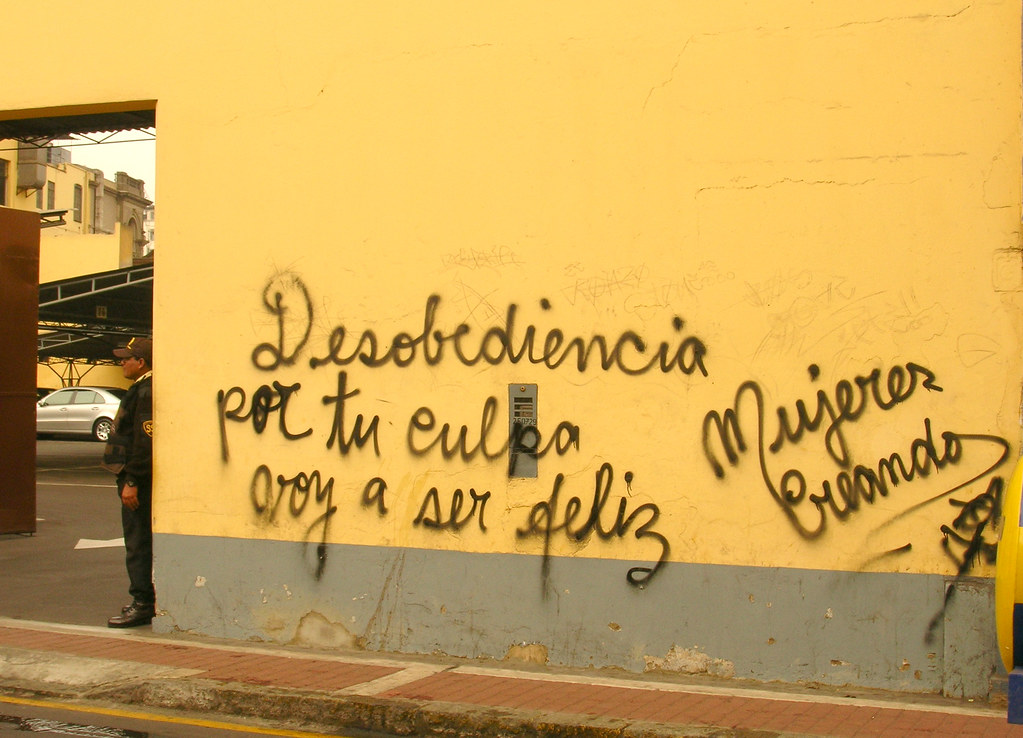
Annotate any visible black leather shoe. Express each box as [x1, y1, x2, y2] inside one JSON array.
[[108, 602, 154, 628], [120, 600, 153, 614]]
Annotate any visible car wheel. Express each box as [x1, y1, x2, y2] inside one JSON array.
[[93, 418, 114, 442]]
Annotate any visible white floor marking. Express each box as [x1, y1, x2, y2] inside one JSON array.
[[75, 538, 124, 550]]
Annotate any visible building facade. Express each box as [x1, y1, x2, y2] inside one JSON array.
[[0, 141, 95, 235], [0, 139, 151, 260], [1, 1, 1020, 701], [143, 204, 155, 256]]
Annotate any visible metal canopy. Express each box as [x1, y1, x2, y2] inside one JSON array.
[[0, 108, 156, 143], [38, 263, 153, 364]]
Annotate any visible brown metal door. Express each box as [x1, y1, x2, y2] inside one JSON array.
[[0, 207, 39, 534]]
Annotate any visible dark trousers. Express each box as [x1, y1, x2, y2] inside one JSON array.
[[118, 478, 155, 606]]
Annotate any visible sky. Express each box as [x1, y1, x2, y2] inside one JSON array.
[[59, 131, 157, 202]]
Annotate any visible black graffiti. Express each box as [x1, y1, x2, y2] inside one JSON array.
[[775, 362, 942, 466], [217, 382, 312, 462], [867, 431, 1009, 532], [249, 465, 338, 580], [516, 463, 669, 589], [939, 476, 1001, 572], [508, 422, 539, 477], [790, 418, 999, 538], [251, 273, 313, 370], [414, 487, 491, 531], [407, 399, 502, 461], [324, 371, 380, 456], [806, 418, 963, 527], [704, 362, 942, 475], [925, 476, 1003, 643], [362, 477, 388, 514], [701, 363, 1008, 538], [406, 398, 580, 463], [250, 274, 709, 378]]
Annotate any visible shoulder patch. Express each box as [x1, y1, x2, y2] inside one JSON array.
[[143, 420, 154, 437]]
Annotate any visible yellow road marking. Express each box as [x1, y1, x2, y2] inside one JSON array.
[[0, 694, 335, 737]]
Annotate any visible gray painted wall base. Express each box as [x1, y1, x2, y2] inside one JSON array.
[[153, 533, 1001, 699]]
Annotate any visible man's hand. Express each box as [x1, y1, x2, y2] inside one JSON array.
[[121, 483, 140, 511]]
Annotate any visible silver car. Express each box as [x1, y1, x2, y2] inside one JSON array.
[[36, 386, 127, 441]]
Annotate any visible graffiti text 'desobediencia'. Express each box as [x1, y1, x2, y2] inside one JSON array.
[[250, 273, 709, 378]]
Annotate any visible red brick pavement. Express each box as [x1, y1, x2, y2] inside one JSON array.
[[2, 621, 1022, 737], [381, 669, 1023, 737], [0, 624, 398, 691]]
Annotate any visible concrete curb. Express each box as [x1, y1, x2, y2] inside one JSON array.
[[88, 678, 788, 738]]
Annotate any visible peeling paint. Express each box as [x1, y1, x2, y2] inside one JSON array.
[[263, 615, 288, 636], [291, 611, 357, 650], [644, 645, 735, 678], [503, 642, 548, 665]]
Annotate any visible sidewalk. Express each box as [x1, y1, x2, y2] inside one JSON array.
[[0, 617, 1018, 738]]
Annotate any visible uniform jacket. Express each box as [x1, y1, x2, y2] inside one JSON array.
[[103, 373, 153, 483]]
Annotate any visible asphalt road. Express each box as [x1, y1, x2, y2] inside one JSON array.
[[0, 441, 388, 737], [0, 439, 126, 627]]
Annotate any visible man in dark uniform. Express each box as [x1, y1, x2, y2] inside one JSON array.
[[105, 337, 155, 628]]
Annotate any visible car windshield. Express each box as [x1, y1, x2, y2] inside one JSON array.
[[107, 388, 128, 399]]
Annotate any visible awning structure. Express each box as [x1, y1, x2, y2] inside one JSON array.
[[0, 104, 156, 144], [38, 263, 153, 364]]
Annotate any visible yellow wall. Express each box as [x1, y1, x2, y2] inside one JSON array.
[[37, 363, 126, 392], [3, 1, 1020, 579], [39, 224, 125, 282]]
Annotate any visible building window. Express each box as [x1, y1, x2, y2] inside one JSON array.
[[73, 184, 83, 222], [46, 181, 55, 210], [35, 188, 42, 210], [90, 182, 99, 232], [0, 159, 7, 206]]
